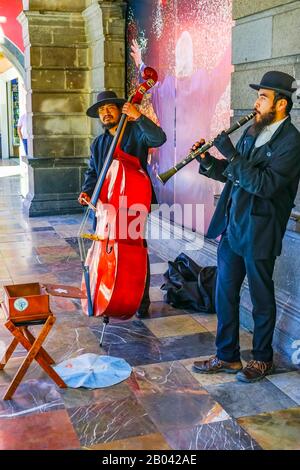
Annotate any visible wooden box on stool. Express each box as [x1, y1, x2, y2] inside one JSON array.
[[0, 283, 66, 400]]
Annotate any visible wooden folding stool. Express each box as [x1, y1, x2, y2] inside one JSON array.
[[0, 283, 66, 400]]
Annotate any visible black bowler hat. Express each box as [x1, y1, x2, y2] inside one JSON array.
[[86, 90, 126, 118], [249, 71, 296, 98]]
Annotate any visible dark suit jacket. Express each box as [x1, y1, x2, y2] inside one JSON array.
[[82, 114, 167, 204], [199, 116, 300, 259]]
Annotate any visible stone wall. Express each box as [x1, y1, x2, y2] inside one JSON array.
[[231, 0, 300, 132]]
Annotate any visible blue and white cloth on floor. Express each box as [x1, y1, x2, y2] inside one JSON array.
[[54, 353, 132, 389]]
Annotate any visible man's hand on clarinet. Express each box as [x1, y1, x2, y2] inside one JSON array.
[[213, 131, 237, 160], [130, 39, 142, 69], [78, 192, 91, 206], [191, 138, 208, 162]]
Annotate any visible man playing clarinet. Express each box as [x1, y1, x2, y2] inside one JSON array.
[[192, 71, 300, 382]]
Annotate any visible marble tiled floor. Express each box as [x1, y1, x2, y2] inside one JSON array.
[[0, 161, 299, 450]]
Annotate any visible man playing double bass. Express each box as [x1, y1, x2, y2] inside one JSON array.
[[192, 71, 300, 382], [78, 90, 166, 318]]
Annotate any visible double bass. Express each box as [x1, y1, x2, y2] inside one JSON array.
[[78, 68, 158, 341]]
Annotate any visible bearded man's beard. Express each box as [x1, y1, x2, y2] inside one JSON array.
[[252, 108, 276, 134], [102, 120, 119, 130]]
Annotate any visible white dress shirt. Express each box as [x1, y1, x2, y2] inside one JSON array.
[[254, 116, 288, 148]]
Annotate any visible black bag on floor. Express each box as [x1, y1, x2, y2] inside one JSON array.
[[161, 252, 217, 313]]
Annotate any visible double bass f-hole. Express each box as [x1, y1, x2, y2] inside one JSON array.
[[105, 223, 113, 254]]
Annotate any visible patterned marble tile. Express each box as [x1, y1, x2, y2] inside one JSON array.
[[162, 419, 261, 450], [205, 380, 298, 418], [43, 311, 88, 330], [27, 233, 69, 247], [0, 243, 38, 258], [191, 314, 218, 332], [43, 325, 103, 363], [52, 224, 81, 233], [68, 396, 158, 447], [90, 318, 155, 345], [0, 223, 24, 233], [238, 407, 300, 450], [0, 379, 64, 418], [0, 409, 80, 450], [35, 245, 78, 258], [149, 286, 165, 302], [99, 335, 175, 367], [148, 301, 188, 318], [0, 265, 10, 278], [87, 432, 171, 450], [65, 237, 83, 256], [0, 348, 53, 384], [48, 217, 81, 226], [25, 220, 51, 228], [46, 259, 82, 274], [191, 317, 253, 353], [137, 388, 229, 430], [0, 279, 13, 292], [143, 315, 207, 338], [37, 251, 79, 263], [60, 379, 134, 409], [0, 233, 29, 243], [49, 296, 80, 314], [239, 330, 255, 351], [159, 332, 216, 360], [56, 270, 83, 284], [31, 226, 55, 232], [3, 255, 43, 268], [129, 361, 202, 395], [150, 273, 165, 287], [267, 371, 300, 404], [6, 262, 51, 277], [11, 273, 59, 285], [0, 171, 299, 452], [150, 262, 168, 275], [148, 252, 165, 263]]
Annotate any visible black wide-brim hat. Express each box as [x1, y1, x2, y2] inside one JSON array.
[[249, 71, 296, 98], [86, 90, 126, 118]]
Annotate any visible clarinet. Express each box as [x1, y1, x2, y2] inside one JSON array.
[[157, 111, 257, 185]]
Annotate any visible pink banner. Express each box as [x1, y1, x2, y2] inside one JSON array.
[[127, 0, 232, 232], [0, 0, 23, 52]]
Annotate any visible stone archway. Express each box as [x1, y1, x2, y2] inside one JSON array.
[[0, 37, 25, 79], [0, 43, 25, 159]]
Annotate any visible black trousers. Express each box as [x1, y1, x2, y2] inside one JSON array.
[[216, 234, 276, 362]]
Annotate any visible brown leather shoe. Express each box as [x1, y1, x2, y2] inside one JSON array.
[[193, 356, 243, 374], [236, 360, 274, 383]]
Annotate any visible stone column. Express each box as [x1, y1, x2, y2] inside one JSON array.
[[19, 0, 91, 216], [231, 0, 300, 213], [19, 0, 126, 216], [231, 1, 300, 129], [83, 0, 126, 138]]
